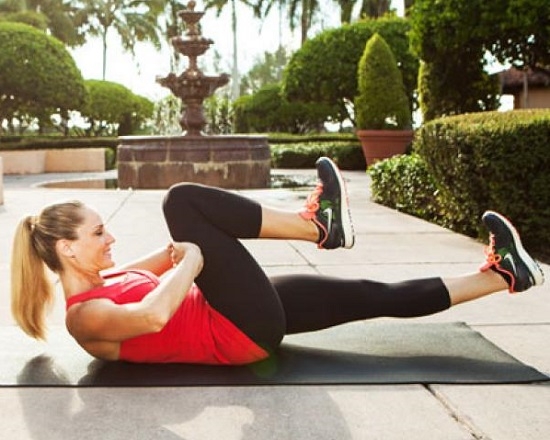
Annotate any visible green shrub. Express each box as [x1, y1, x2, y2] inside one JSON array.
[[355, 33, 411, 130], [0, 22, 86, 131], [368, 153, 445, 221], [234, 84, 330, 134], [414, 109, 550, 257], [270, 141, 365, 170], [283, 17, 418, 127]]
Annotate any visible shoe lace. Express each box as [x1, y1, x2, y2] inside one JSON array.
[[479, 234, 516, 293], [299, 182, 323, 220], [480, 234, 501, 272], [299, 182, 329, 248]]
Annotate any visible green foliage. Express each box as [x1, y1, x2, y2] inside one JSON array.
[[485, 0, 550, 68], [204, 93, 233, 134], [0, 22, 86, 131], [409, 0, 545, 121], [233, 84, 330, 134], [270, 141, 365, 170], [368, 153, 445, 221], [81, 80, 151, 136], [0, 10, 48, 29], [240, 47, 290, 95], [414, 109, 550, 256], [0, 0, 84, 46], [117, 94, 155, 136], [283, 17, 418, 126], [417, 60, 500, 122], [355, 33, 411, 130]]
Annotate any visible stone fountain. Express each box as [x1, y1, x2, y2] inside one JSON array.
[[117, 1, 270, 189]]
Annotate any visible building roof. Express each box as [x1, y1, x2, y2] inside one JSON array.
[[497, 67, 550, 92]]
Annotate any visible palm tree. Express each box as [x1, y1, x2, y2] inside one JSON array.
[[257, 0, 324, 45], [204, 0, 264, 100], [75, 0, 165, 80], [159, 0, 187, 72]]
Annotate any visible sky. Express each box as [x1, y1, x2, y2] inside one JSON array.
[[70, 0, 405, 100]]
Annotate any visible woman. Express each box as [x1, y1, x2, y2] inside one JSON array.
[[11, 157, 544, 364]]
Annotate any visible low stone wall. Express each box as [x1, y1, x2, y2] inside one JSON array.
[[118, 135, 270, 189], [0, 148, 105, 175]]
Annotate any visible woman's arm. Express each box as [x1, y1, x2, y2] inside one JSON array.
[[67, 242, 204, 343], [115, 245, 174, 276]]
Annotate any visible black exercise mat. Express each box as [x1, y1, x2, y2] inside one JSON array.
[[1, 322, 547, 387]]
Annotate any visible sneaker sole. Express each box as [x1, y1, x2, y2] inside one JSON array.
[[483, 211, 544, 287], [325, 158, 355, 249]]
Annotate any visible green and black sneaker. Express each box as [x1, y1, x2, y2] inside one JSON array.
[[480, 211, 544, 293], [300, 157, 355, 249]]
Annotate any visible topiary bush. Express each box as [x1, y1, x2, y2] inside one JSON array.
[[414, 109, 550, 258], [355, 33, 411, 130], [0, 22, 86, 131]]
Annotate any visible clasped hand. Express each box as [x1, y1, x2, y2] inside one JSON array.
[[168, 242, 204, 275]]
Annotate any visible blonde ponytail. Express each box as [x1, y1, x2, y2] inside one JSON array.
[[11, 201, 84, 340], [11, 216, 53, 340]]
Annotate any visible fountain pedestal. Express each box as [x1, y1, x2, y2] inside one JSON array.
[[117, 1, 270, 190], [118, 134, 270, 189]]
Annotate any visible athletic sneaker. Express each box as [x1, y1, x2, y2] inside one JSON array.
[[300, 157, 355, 249], [480, 210, 544, 293]]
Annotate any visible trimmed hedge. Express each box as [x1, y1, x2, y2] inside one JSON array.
[[368, 153, 445, 221], [370, 109, 550, 260], [270, 141, 365, 170]]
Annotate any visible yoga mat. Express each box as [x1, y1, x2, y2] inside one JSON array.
[[1, 322, 547, 387]]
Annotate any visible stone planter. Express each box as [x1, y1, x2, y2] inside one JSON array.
[[356, 129, 414, 166]]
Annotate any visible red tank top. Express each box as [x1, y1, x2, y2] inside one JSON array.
[[65, 270, 268, 364]]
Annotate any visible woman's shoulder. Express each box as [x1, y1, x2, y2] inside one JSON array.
[[66, 269, 159, 309]]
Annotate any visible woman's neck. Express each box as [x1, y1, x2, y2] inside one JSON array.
[[60, 270, 105, 299]]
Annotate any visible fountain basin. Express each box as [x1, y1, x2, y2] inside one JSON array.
[[117, 134, 270, 189]]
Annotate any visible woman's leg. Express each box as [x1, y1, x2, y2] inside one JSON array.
[[271, 274, 452, 334], [272, 210, 544, 335], [160, 157, 355, 349], [162, 183, 288, 351]]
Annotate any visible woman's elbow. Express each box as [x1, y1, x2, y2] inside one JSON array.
[[144, 310, 169, 333]]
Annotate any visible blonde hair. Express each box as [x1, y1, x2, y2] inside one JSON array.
[[11, 201, 85, 339]]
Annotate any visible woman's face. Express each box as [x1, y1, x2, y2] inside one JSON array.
[[67, 206, 116, 272]]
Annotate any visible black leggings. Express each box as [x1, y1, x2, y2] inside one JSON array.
[[162, 183, 451, 353]]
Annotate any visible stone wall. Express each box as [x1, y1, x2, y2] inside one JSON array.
[[118, 135, 270, 189], [0, 148, 105, 174]]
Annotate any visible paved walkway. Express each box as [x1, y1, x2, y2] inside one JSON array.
[[0, 169, 548, 439]]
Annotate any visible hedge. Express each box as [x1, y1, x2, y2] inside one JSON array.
[[371, 109, 550, 260]]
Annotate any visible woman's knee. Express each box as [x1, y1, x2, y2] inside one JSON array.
[[163, 183, 203, 212]]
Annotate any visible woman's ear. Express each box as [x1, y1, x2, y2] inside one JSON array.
[[56, 239, 74, 259]]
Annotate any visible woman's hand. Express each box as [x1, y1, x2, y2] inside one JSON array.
[[168, 242, 204, 275]]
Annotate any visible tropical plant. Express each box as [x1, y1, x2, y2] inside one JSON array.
[[255, 0, 320, 44], [74, 0, 165, 80], [204, 0, 263, 99]]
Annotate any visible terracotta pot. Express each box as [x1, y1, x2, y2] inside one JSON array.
[[356, 129, 414, 166]]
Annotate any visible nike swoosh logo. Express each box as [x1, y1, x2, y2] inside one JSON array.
[[502, 253, 517, 274], [323, 207, 333, 233]]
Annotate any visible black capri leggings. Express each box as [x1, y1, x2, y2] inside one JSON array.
[[162, 183, 451, 353]]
